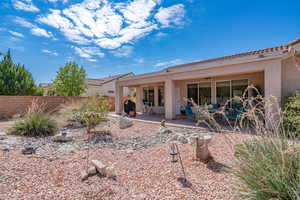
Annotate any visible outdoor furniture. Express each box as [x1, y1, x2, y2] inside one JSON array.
[[225, 102, 244, 120]]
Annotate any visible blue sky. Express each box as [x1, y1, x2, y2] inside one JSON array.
[[0, 0, 300, 84]]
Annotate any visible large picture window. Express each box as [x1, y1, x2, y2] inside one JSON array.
[[216, 79, 248, 105], [143, 87, 155, 106], [158, 86, 164, 106], [187, 82, 211, 105]]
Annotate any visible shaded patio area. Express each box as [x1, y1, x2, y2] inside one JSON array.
[[109, 112, 199, 128]]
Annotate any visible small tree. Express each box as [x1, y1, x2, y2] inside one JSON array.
[[80, 95, 110, 133], [53, 61, 87, 96], [0, 50, 37, 95]]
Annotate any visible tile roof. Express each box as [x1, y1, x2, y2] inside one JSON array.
[[85, 72, 134, 86], [166, 37, 300, 70]]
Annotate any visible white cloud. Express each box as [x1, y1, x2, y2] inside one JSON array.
[[111, 45, 133, 57], [42, 49, 58, 56], [155, 58, 183, 67], [155, 4, 185, 27], [134, 58, 144, 63], [8, 30, 24, 38], [36, 0, 186, 50], [14, 17, 54, 39], [31, 27, 53, 38], [14, 17, 35, 28], [12, 0, 40, 12], [48, 0, 68, 3], [155, 32, 167, 38], [72, 46, 104, 62]]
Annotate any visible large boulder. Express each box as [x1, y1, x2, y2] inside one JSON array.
[[119, 117, 133, 129]]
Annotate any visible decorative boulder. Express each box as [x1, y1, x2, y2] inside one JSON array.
[[52, 132, 73, 142], [87, 166, 97, 176], [159, 126, 172, 134], [22, 146, 37, 154], [119, 117, 133, 129], [105, 166, 116, 178], [0, 132, 6, 140], [91, 160, 107, 175]]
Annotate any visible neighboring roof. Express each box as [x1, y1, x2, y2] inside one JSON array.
[[85, 72, 134, 86], [39, 83, 52, 88], [39, 72, 134, 87]]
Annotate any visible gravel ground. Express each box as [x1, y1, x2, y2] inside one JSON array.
[[0, 119, 251, 200]]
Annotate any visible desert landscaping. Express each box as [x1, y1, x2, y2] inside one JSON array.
[[0, 115, 250, 200]]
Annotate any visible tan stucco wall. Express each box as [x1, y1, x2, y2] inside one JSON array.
[[83, 80, 131, 97], [281, 57, 300, 97]]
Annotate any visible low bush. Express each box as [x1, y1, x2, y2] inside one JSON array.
[[8, 113, 57, 136], [282, 91, 300, 137], [58, 95, 110, 132], [234, 139, 300, 200]]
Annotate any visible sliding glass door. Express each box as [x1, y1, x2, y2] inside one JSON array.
[[187, 82, 211, 105], [216, 79, 248, 105]]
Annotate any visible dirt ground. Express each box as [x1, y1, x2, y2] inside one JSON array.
[[0, 119, 247, 200]]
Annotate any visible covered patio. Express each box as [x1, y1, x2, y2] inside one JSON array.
[[115, 54, 282, 120]]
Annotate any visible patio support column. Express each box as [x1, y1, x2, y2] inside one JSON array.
[[211, 78, 217, 104], [115, 82, 123, 115], [264, 61, 282, 101], [264, 61, 282, 126], [154, 86, 159, 107], [136, 87, 142, 112], [165, 79, 176, 119]]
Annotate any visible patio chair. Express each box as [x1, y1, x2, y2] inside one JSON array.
[[225, 102, 244, 121]]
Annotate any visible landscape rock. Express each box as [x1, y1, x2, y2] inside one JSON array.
[[22, 146, 37, 154], [0, 132, 6, 140], [0, 132, 6, 136], [119, 117, 133, 129], [81, 170, 89, 181], [1, 145, 11, 152], [91, 160, 107, 175], [87, 166, 97, 176], [159, 125, 172, 134], [52, 134, 73, 142], [105, 166, 116, 178]]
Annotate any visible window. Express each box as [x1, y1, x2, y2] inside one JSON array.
[[216, 79, 248, 105], [187, 82, 211, 105], [158, 86, 164, 106], [143, 87, 155, 106], [231, 79, 248, 98], [187, 84, 198, 104], [108, 90, 114, 94], [216, 81, 231, 106], [198, 82, 212, 105]]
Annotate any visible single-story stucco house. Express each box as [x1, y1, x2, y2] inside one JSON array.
[[115, 37, 300, 119], [40, 72, 134, 97], [83, 72, 134, 97]]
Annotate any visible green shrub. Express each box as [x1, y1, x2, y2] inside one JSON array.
[[8, 113, 57, 136], [234, 139, 300, 200], [282, 91, 300, 137], [58, 95, 109, 132], [79, 95, 110, 133]]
